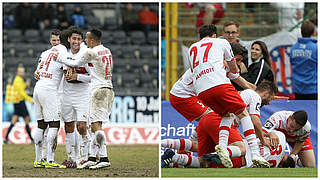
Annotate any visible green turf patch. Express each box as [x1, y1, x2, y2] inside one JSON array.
[[162, 167, 318, 177]]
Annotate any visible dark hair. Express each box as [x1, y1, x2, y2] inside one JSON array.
[[293, 110, 308, 126], [301, 20, 315, 37], [256, 80, 278, 95], [223, 21, 240, 31], [60, 29, 70, 49], [199, 24, 217, 40], [89, 28, 102, 41], [281, 156, 295, 168], [251, 41, 271, 66], [50, 29, 60, 37], [231, 42, 247, 57], [67, 26, 83, 39]]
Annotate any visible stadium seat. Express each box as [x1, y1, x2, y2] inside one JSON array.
[[104, 17, 118, 31], [108, 44, 122, 59], [147, 31, 158, 45], [129, 59, 143, 73], [24, 29, 41, 43], [130, 31, 146, 45], [32, 43, 50, 58], [139, 45, 155, 59], [148, 59, 158, 74], [121, 73, 139, 88], [4, 43, 15, 57], [113, 58, 130, 73], [7, 29, 23, 43], [139, 75, 153, 88], [112, 30, 127, 44], [101, 31, 113, 45], [86, 16, 102, 28], [14, 43, 32, 57], [121, 45, 136, 59], [41, 29, 52, 43]]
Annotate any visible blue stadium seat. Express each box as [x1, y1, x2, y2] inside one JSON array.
[[130, 31, 146, 45], [7, 29, 23, 43], [101, 31, 113, 45], [112, 31, 128, 44], [104, 17, 118, 30], [122, 45, 136, 59], [139, 45, 155, 59], [14, 43, 32, 57], [147, 31, 158, 45], [86, 16, 101, 28], [24, 29, 41, 43]]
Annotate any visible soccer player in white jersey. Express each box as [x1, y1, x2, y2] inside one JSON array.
[[33, 30, 71, 169], [34, 29, 61, 166], [187, 24, 268, 168], [59, 27, 91, 168], [54, 28, 114, 169], [262, 110, 315, 167]]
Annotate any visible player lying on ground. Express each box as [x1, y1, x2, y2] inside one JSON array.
[[262, 110, 315, 167]]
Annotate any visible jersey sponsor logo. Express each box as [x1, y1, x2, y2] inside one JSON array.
[[264, 120, 274, 129], [195, 67, 214, 80]]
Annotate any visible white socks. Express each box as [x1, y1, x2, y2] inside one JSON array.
[[172, 154, 200, 168], [161, 139, 193, 151], [34, 128, 44, 162], [65, 131, 76, 161], [240, 116, 260, 156], [96, 130, 108, 158], [227, 146, 241, 158], [47, 128, 58, 162], [218, 116, 233, 148]]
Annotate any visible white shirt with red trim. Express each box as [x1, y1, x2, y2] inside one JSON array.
[[170, 69, 197, 98], [187, 37, 234, 95], [233, 89, 261, 127], [35, 44, 66, 90], [262, 111, 311, 143], [244, 130, 286, 168]]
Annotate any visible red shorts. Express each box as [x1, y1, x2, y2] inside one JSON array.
[[197, 112, 243, 157], [198, 84, 246, 116], [169, 93, 208, 122], [288, 137, 313, 151]]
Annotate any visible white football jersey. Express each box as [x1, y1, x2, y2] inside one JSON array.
[[262, 111, 311, 143], [57, 44, 113, 89], [35, 44, 66, 90], [63, 45, 91, 96], [244, 130, 286, 168], [233, 89, 261, 127], [170, 68, 197, 98], [188, 38, 234, 94]]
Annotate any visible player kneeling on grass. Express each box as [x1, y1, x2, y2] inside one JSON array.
[[262, 110, 315, 167]]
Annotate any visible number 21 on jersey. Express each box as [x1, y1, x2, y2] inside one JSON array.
[[102, 55, 113, 80], [190, 42, 213, 70]]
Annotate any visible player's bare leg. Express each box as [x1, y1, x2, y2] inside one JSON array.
[[298, 150, 315, 167]]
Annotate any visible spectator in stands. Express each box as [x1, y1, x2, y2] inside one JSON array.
[[4, 66, 34, 144], [54, 3, 70, 30], [139, 4, 158, 37], [71, 4, 86, 28], [185, 3, 225, 31], [14, 3, 35, 35], [272, 2, 304, 32], [35, 3, 55, 32], [290, 21, 317, 100], [4, 4, 15, 29], [121, 3, 141, 32], [242, 41, 275, 86]]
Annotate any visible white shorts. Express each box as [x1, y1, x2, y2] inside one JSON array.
[[61, 93, 89, 123], [89, 87, 114, 123], [33, 86, 61, 122]]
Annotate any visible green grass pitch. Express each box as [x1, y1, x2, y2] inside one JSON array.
[[3, 144, 158, 178], [162, 167, 318, 178]]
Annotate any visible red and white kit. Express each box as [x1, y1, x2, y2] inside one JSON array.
[[169, 69, 208, 122], [244, 130, 286, 168], [33, 44, 67, 122], [188, 37, 245, 116], [233, 89, 261, 128], [61, 44, 91, 123], [57, 45, 114, 123], [263, 111, 313, 151]]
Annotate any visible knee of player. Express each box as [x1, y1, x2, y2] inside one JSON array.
[[77, 124, 87, 135]]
